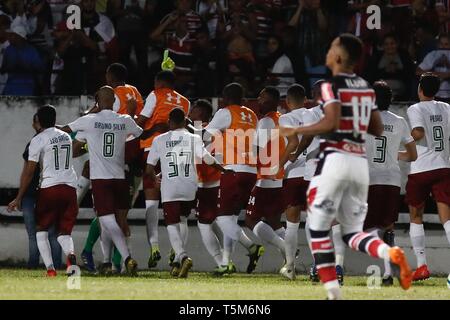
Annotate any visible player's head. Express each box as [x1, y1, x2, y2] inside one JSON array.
[[373, 81, 392, 111], [438, 33, 450, 49], [258, 86, 280, 114], [326, 33, 362, 74], [418, 72, 440, 100], [286, 84, 306, 111], [96, 86, 116, 110], [106, 63, 128, 86], [222, 82, 244, 106], [312, 79, 326, 103], [189, 99, 213, 123], [155, 70, 176, 89], [36, 105, 56, 129], [32, 112, 41, 133], [169, 107, 186, 129]]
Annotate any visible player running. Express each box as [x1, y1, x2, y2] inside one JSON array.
[[146, 108, 229, 278], [204, 83, 264, 275], [61, 86, 143, 276], [364, 81, 417, 286], [8, 105, 78, 277], [280, 34, 413, 299], [405, 73, 450, 281]]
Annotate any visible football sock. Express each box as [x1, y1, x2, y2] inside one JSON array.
[[100, 237, 112, 264], [167, 224, 186, 262], [383, 230, 395, 277], [57, 235, 74, 256], [198, 222, 223, 266], [216, 215, 253, 249], [309, 229, 338, 290], [285, 221, 299, 268], [275, 227, 286, 239], [83, 217, 100, 253], [253, 221, 285, 257], [410, 223, 427, 267], [343, 231, 390, 260], [180, 216, 189, 248], [76, 175, 90, 205], [443, 220, 450, 246], [332, 224, 345, 267], [222, 235, 234, 266], [99, 214, 130, 259], [36, 231, 54, 270], [145, 200, 159, 249], [305, 217, 313, 253]]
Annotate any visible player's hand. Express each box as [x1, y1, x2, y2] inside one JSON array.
[[155, 173, 162, 187], [279, 126, 298, 137], [7, 198, 21, 212]]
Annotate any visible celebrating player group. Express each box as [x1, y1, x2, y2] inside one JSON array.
[[7, 33, 450, 300]]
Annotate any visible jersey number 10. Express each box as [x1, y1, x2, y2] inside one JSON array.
[[351, 96, 373, 134]]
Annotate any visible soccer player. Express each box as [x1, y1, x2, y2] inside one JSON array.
[[8, 105, 78, 277], [405, 72, 450, 281], [245, 87, 287, 264], [146, 108, 229, 278], [204, 83, 264, 275], [61, 86, 143, 275], [136, 70, 190, 268], [280, 34, 412, 299], [364, 81, 418, 286]]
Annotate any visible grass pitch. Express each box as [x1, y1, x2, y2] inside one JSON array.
[[0, 269, 448, 300]]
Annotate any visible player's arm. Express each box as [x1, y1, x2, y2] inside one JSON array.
[[7, 161, 37, 212], [289, 134, 314, 162], [398, 140, 418, 162], [410, 127, 425, 141], [367, 109, 383, 137], [139, 122, 169, 140], [72, 139, 88, 158]]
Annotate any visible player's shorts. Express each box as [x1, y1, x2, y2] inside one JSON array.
[[163, 201, 195, 225], [405, 168, 450, 208], [246, 186, 284, 221], [125, 138, 143, 166], [364, 185, 401, 230], [307, 152, 369, 235], [283, 177, 310, 210], [35, 184, 78, 234], [91, 179, 129, 216], [142, 150, 161, 190], [218, 171, 257, 216], [195, 186, 219, 224]]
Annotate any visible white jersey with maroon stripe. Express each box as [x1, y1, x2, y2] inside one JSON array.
[[320, 73, 377, 157]]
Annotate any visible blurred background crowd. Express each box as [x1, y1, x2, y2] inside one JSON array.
[[1, 0, 450, 100]]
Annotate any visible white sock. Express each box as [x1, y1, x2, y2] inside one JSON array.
[[285, 221, 299, 267], [198, 222, 223, 266], [167, 224, 186, 262], [332, 224, 345, 267], [410, 223, 427, 267], [36, 231, 54, 270], [145, 200, 159, 248], [126, 236, 132, 256], [222, 235, 233, 266], [324, 280, 342, 300], [99, 214, 130, 259], [253, 221, 285, 257], [76, 176, 90, 205], [444, 220, 450, 246], [216, 215, 253, 249], [384, 256, 392, 277], [57, 235, 74, 256], [100, 236, 113, 264], [275, 227, 286, 239], [180, 216, 189, 248], [305, 217, 313, 253]]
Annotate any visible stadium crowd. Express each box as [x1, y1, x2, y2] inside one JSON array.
[[1, 0, 450, 99]]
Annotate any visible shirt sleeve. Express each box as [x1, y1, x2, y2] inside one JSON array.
[[254, 117, 275, 148], [140, 91, 157, 118], [407, 105, 425, 130], [146, 138, 160, 165], [320, 81, 340, 108], [112, 93, 120, 112], [68, 115, 89, 132], [418, 52, 434, 71], [126, 115, 143, 137], [400, 118, 415, 145], [27, 136, 42, 163], [205, 108, 232, 132], [279, 114, 295, 127]]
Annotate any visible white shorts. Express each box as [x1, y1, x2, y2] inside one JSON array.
[[307, 152, 369, 235]]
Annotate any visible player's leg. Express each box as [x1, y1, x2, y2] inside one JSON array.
[[144, 185, 161, 268], [76, 160, 91, 205], [81, 217, 100, 272], [431, 168, 450, 249], [331, 223, 345, 285]]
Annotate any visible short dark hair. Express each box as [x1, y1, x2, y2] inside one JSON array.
[[338, 33, 363, 66], [438, 33, 450, 42], [193, 99, 213, 121], [223, 82, 243, 104], [373, 81, 392, 111], [263, 86, 280, 103], [287, 84, 306, 103], [37, 105, 56, 128], [419, 72, 441, 98], [107, 63, 128, 82], [169, 107, 186, 125], [155, 70, 176, 87]]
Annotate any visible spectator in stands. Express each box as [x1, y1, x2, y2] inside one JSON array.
[[192, 28, 216, 96], [411, 24, 437, 63], [195, 0, 227, 41], [158, 0, 203, 40], [264, 34, 295, 97], [247, 0, 277, 60], [366, 33, 415, 100], [0, 0, 31, 34], [53, 0, 117, 95], [1, 23, 44, 95], [0, 14, 11, 95], [417, 33, 450, 101]]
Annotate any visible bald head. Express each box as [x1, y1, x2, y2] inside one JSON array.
[[96, 86, 115, 110]]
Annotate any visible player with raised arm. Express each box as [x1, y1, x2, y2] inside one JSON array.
[[135, 70, 190, 269], [205, 83, 264, 275], [280, 34, 412, 299], [364, 81, 417, 286], [146, 108, 229, 278], [405, 73, 450, 281], [60, 86, 143, 276], [8, 105, 78, 277]]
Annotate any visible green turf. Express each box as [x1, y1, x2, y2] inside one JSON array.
[[0, 269, 448, 300]]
